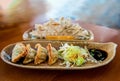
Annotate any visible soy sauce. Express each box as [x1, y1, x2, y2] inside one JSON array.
[[89, 49, 107, 61]]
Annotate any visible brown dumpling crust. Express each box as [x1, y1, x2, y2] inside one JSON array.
[[34, 44, 47, 65], [23, 44, 36, 64], [12, 43, 27, 63], [47, 43, 58, 65]]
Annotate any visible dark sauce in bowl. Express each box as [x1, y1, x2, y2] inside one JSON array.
[[89, 49, 107, 61]]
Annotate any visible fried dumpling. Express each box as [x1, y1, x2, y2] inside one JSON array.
[[47, 43, 58, 65], [34, 44, 47, 65], [23, 44, 36, 64], [12, 43, 27, 63]]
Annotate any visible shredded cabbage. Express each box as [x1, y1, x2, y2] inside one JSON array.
[[58, 43, 88, 67], [75, 57, 85, 66]]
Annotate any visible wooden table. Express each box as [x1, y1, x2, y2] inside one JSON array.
[[0, 21, 120, 81]]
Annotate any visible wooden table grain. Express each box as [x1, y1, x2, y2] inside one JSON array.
[[0, 21, 120, 81]]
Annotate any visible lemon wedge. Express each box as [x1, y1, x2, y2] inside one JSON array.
[[46, 36, 74, 40]]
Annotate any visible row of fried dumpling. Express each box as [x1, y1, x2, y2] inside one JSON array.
[[11, 43, 58, 65]]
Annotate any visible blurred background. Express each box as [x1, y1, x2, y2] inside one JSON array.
[[0, 0, 120, 29]]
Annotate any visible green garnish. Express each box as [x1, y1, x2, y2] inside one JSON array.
[[76, 57, 85, 66], [58, 43, 88, 67]]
